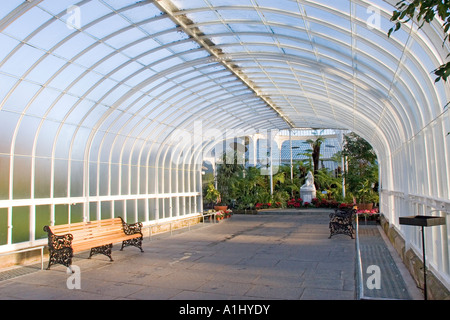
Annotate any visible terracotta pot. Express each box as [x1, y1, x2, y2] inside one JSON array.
[[356, 203, 373, 210], [214, 205, 228, 211]]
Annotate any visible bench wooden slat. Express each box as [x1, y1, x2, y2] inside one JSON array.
[[72, 234, 140, 253], [44, 217, 143, 269]]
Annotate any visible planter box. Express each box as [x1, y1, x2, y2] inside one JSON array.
[[356, 203, 373, 210]]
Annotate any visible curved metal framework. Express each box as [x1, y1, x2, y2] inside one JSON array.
[[0, 0, 449, 287]]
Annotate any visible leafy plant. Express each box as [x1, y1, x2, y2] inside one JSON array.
[[204, 183, 220, 206], [388, 0, 449, 135], [337, 133, 379, 203]]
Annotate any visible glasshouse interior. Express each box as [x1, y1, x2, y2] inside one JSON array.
[[0, 0, 449, 299]]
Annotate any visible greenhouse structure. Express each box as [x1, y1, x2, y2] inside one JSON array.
[[0, 0, 449, 297]]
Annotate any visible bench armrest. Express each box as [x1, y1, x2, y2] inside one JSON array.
[[119, 217, 143, 236], [43, 226, 73, 250]]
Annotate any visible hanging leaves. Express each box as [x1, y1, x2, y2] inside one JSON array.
[[388, 0, 450, 83]]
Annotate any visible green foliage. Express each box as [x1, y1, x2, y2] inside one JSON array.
[[302, 136, 325, 175], [216, 151, 244, 205], [388, 0, 450, 134], [204, 183, 220, 205], [339, 133, 379, 203], [206, 133, 380, 209], [388, 0, 450, 82]]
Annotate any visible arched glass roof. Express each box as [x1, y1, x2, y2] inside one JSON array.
[[0, 0, 448, 157], [0, 0, 450, 285]]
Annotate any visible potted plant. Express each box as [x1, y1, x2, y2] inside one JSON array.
[[355, 179, 374, 210], [204, 183, 223, 210], [215, 211, 224, 221]]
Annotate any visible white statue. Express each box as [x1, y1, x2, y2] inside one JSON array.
[[300, 171, 316, 203], [301, 171, 315, 190]]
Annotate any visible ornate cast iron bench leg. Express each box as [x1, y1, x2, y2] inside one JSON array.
[[121, 237, 144, 252], [120, 218, 144, 253], [88, 244, 114, 261]]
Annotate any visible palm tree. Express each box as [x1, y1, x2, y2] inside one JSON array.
[[304, 136, 325, 175]]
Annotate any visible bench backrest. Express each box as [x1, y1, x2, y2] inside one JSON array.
[[47, 218, 125, 242]]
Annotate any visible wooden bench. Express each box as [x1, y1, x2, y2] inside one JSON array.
[[328, 207, 356, 239], [43, 217, 143, 270]]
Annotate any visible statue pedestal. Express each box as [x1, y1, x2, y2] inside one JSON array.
[[300, 189, 316, 204]]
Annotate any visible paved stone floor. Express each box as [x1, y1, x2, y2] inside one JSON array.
[[0, 212, 421, 301]]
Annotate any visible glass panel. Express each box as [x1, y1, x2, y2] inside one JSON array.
[[164, 198, 171, 218], [120, 2, 161, 21], [148, 198, 157, 221], [34, 119, 58, 158], [0, 208, 7, 245], [26, 54, 67, 84], [54, 123, 77, 158], [14, 115, 40, 156], [140, 18, 176, 35], [3, 81, 41, 113], [38, 0, 81, 15], [52, 32, 97, 60], [138, 199, 146, 222], [104, 28, 147, 49], [55, 204, 69, 225], [67, 71, 103, 97], [12, 206, 29, 244], [70, 127, 90, 161], [13, 156, 31, 199], [0, 33, 21, 62], [34, 157, 51, 199], [0, 111, 20, 154], [127, 199, 136, 223], [73, 1, 112, 28], [70, 203, 83, 223], [89, 202, 97, 221], [70, 160, 83, 197], [101, 201, 112, 220], [0, 1, 22, 21], [158, 198, 164, 219], [110, 163, 119, 195], [3, 7, 51, 41], [46, 94, 78, 122], [99, 163, 108, 196], [54, 159, 68, 197], [27, 87, 61, 117], [34, 205, 51, 240], [179, 197, 184, 216], [28, 18, 75, 51], [93, 53, 129, 75], [121, 164, 129, 194], [89, 162, 97, 196], [74, 44, 115, 69], [114, 200, 124, 218], [65, 100, 95, 125], [110, 61, 143, 83], [0, 155, 10, 200], [84, 15, 130, 39], [130, 165, 138, 194]]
